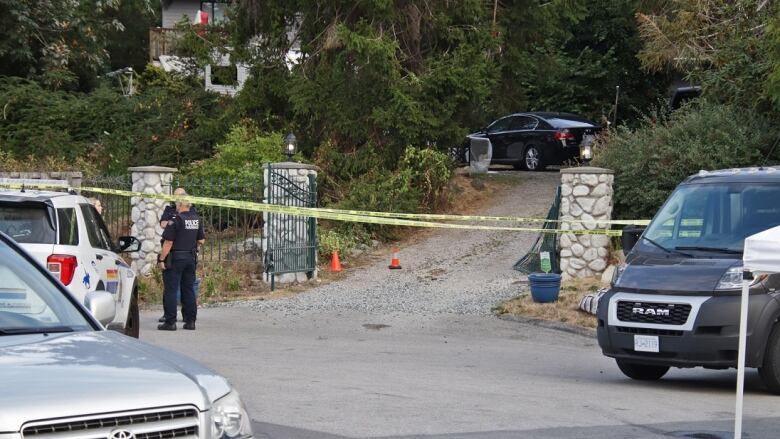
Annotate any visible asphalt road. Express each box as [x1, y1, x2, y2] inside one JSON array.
[[141, 170, 780, 438], [141, 308, 780, 439]]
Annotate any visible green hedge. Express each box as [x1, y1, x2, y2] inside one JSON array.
[[0, 72, 235, 174], [593, 102, 779, 219]]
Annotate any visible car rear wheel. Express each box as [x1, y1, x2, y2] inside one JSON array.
[[616, 360, 669, 380], [524, 145, 544, 171], [124, 292, 140, 338], [759, 323, 780, 394]]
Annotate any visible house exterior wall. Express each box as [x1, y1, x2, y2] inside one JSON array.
[[162, 0, 201, 28]]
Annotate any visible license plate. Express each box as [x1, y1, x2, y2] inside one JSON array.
[[634, 335, 659, 353]]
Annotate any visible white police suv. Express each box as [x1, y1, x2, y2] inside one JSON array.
[[0, 186, 141, 337]]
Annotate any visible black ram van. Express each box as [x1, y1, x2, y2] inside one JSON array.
[[597, 167, 780, 392]]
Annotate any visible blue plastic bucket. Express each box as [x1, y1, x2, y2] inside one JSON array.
[[528, 273, 562, 303]]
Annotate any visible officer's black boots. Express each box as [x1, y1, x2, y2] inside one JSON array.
[[157, 322, 176, 331], [183, 322, 196, 330], [159, 315, 183, 322]]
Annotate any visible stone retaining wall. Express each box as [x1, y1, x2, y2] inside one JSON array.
[[0, 171, 82, 187]]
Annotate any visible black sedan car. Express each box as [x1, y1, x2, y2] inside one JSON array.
[[467, 112, 600, 171]]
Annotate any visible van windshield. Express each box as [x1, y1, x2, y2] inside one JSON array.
[[643, 183, 780, 254]]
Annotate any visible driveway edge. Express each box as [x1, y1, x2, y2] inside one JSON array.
[[496, 313, 596, 338]]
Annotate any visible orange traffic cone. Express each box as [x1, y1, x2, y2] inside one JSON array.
[[330, 250, 343, 273], [388, 247, 402, 269]]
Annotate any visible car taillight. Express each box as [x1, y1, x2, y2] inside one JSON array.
[[47, 254, 78, 286], [554, 129, 575, 141]]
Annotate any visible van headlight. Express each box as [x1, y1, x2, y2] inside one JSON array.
[[716, 266, 765, 290], [211, 391, 253, 438], [612, 263, 627, 287]]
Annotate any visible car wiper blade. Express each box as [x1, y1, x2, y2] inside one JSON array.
[[640, 236, 693, 257], [0, 326, 75, 336], [675, 246, 743, 254]]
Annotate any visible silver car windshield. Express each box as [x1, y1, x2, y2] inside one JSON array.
[[643, 182, 780, 253], [0, 241, 92, 332]]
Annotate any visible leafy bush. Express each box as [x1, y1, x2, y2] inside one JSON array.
[[0, 151, 100, 177], [337, 169, 423, 214], [398, 147, 453, 209], [0, 72, 236, 174], [593, 102, 779, 219], [318, 229, 357, 259], [186, 120, 289, 181], [0, 77, 130, 169], [126, 75, 236, 170], [322, 146, 453, 241], [313, 141, 393, 205], [332, 146, 452, 214]]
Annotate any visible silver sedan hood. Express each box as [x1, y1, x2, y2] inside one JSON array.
[[0, 330, 231, 433]]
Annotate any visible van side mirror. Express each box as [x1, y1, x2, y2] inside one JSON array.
[[622, 226, 646, 253], [118, 236, 141, 252], [85, 290, 116, 326]]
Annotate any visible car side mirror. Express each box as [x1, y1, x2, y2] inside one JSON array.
[[85, 291, 116, 326], [622, 226, 646, 253], [118, 236, 141, 252]]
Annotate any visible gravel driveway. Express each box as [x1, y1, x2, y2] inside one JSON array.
[[231, 171, 560, 316]]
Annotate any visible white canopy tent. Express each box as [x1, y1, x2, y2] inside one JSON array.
[[735, 225, 780, 438]]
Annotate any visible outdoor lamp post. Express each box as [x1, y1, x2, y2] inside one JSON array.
[[579, 135, 594, 165], [284, 132, 297, 161]]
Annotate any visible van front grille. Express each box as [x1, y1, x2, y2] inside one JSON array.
[[616, 326, 684, 336], [22, 407, 199, 439], [616, 301, 691, 325]]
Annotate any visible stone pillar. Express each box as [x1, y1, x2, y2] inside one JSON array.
[[558, 167, 614, 280], [128, 166, 177, 275], [262, 162, 318, 285]]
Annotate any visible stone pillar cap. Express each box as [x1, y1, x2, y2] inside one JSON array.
[[262, 162, 320, 171], [560, 166, 614, 175], [128, 166, 178, 173]]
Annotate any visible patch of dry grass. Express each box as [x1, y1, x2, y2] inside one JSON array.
[[446, 173, 518, 215], [495, 277, 604, 329], [137, 261, 270, 307]]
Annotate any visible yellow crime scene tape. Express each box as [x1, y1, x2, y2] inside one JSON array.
[[309, 207, 650, 226], [0, 182, 646, 236]]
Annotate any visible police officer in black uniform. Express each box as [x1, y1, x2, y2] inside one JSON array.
[[158, 187, 197, 323], [157, 198, 204, 331]]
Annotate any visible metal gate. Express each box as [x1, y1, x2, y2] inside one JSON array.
[[265, 164, 317, 290]]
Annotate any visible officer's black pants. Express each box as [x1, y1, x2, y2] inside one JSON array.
[[163, 254, 197, 324]]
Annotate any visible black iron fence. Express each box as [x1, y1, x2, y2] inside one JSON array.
[[173, 175, 265, 264], [82, 174, 265, 264], [82, 175, 133, 242]]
